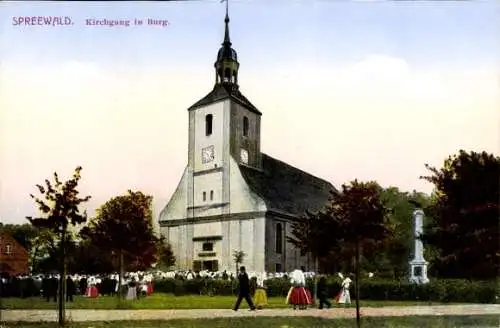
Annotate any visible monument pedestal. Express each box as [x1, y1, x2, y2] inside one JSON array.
[[409, 259, 429, 284], [409, 209, 430, 284]]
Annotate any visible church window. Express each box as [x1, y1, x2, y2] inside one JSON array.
[[5, 244, 11, 255], [210, 190, 214, 201], [205, 114, 213, 136], [203, 192, 206, 201], [224, 68, 231, 82], [202, 242, 213, 252], [243, 116, 249, 137], [275, 223, 283, 254]]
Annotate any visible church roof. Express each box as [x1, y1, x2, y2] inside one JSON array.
[[188, 84, 262, 115], [239, 154, 338, 218]]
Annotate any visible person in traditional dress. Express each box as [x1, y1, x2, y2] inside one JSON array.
[[335, 273, 351, 306], [253, 272, 268, 309], [146, 274, 154, 296], [286, 266, 312, 310], [233, 266, 256, 311], [139, 276, 149, 298], [126, 278, 137, 300], [85, 276, 99, 298]]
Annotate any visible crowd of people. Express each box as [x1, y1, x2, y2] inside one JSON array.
[[1, 268, 354, 309]]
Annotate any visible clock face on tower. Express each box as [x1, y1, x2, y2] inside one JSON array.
[[240, 148, 248, 164], [202, 145, 215, 163]]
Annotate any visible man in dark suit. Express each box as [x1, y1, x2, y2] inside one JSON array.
[[317, 276, 331, 309], [66, 276, 75, 302], [79, 276, 87, 295], [233, 266, 256, 311]]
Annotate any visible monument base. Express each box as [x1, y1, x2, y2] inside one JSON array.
[[409, 260, 429, 284]]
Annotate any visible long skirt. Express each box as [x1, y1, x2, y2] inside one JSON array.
[[254, 287, 268, 308], [126, 286, 137, 300], [85, 286, 99, 298], [286, 286, 312, 305], [147, 282, 153, 295], [336, 288, 351, 304]]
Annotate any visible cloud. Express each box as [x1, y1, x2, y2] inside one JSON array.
[[0, 56, 498, 223]]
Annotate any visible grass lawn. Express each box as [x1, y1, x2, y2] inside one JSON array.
[[0, 294, 450, 310], [3, 316, 499, 328]]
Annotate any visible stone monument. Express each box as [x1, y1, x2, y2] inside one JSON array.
[[408, 204, 429, 284]]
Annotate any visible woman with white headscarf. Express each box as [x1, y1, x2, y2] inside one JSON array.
[[253, 272, 268, 309], [286, 266, 312, 310], [85, 276, 99, 298]]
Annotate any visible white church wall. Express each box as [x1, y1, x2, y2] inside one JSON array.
[[177, 225, 189, 269], [193, 222, 222, 237], [228, 157, 267, 213], [229, 220, 241, 254], [158, 167, 188, 222], [193, 102, 225, 172], [252, 216, 266, 272], [193, 172, 223, 207], [167, 226, 181, 269], [240, 219, 254, 270]]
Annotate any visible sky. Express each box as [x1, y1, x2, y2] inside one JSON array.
[[0, 0, 498, 226]]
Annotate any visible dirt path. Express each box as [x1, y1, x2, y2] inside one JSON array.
[[1, 304, 499, 322]]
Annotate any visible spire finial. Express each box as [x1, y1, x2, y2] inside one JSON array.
[[222, 0, 231, 45]]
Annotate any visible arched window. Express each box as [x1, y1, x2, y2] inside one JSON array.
[[205, 114, 213, 136], [275, 223, 283, 254], [243, 116, 249, 137], [224, 68, 231, 82], [210, 190, 214, 201], [203, 192, 206, 201]]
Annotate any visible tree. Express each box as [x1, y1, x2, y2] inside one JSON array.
[[420, 150, 499, 279], [288, 209, 338, 268], [327, 180, 392, 328], [80, 190, 160, 299], [156, 237, 176, 270], [291, 180, 391, 327], [232, 250, 246, 274], [26, 166, 91, 327], [288, 206, 343, 304], [367, 188, 431, 279]]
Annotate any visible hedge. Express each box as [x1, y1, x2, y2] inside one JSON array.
[[1, 277, 497, 304], [153, 277, 498, 303]]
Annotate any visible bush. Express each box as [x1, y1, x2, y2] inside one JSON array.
[[150, 276, 497, 304], [2, 275, 495, 304]]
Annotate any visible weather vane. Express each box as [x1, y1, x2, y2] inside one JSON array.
[[221, 0, 229, 14]]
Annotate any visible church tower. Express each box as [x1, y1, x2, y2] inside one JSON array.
[[186, 2, 262, 221], [159, 1, 334, 273]]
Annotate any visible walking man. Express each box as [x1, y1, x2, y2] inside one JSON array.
[[317, 276, 331, 309], [66, 276, 75, 302], [233, 266, 256, 311]]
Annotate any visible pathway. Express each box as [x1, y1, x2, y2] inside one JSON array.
[[2, 304, 499, 322]]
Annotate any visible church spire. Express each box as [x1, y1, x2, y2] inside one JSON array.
[[214, 0, 239, 88], [223, 0, 231, 46]]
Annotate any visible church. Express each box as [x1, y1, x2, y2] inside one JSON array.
[[158, 5, 337, 273]]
